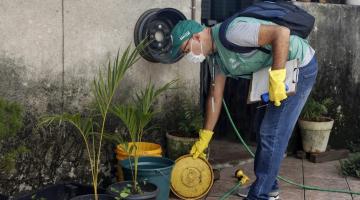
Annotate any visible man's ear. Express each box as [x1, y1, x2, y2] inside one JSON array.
[[193, 33, 201, 42]]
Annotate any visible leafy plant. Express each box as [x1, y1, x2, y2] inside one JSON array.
[[31, 194, 46, 200], [177, 99, 203, 136], [348, 139, 360, 153], [0, 146, 28, 173], [162, 94, 203, 137], [300, 97, 333, 121], [0, 98, 23, 140], [0, 98, 28, 174], [340, 153, 360, 178], [110, 80, 175, 193], [110, 180, 148, 200], [39, 43, 145, 200]]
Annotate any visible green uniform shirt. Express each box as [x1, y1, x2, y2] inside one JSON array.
[[211, 17, 314, 79]]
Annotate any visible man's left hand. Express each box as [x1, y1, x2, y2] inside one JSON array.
[[269, 68, 287, 106]]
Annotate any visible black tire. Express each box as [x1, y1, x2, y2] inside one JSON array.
[[133, 8, 187, 64], [134, 8, 161, 63]]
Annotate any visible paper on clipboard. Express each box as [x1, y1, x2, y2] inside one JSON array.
[[247, 59, 299, 104]]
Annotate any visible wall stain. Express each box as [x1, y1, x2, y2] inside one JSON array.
[[0, 57, 114, 196]]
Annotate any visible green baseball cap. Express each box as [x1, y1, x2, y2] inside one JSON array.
[[170, 20, 204, 59]]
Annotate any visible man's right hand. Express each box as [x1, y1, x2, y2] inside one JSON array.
[[190, 129, 214, 159]]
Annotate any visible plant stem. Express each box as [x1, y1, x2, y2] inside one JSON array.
[[95, 84, 117, 197], [68, 121, 97, 198]]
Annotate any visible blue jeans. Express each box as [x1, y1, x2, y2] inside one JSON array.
[[247, 56, 318, 200]]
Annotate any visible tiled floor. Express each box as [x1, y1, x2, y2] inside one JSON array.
[[169, 139, 360, 200]]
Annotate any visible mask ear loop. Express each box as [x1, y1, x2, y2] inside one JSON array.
[[189, 38, 193, 53], [190, 38, 203, 56]]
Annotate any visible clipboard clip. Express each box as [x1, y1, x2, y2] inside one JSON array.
[[293, 67, 299, 83]]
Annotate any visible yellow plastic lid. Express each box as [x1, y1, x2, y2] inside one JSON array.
[[170, 154, 214, 200]]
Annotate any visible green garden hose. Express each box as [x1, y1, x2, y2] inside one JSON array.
[[219, 99, 360, 199]]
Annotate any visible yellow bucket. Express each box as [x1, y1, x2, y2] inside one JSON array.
[[115, 142, 162, 160], [115, 142, 162, 182], [170, 154, 214, 200]]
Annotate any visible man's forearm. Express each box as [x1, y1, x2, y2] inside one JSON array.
[[203, 90, 223, 131], [271, 27, 290, 70]]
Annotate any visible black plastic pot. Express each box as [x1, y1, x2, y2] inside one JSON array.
[[70, 194, 115, 200], [106, 181, 159, 200], [15, 183, 106, 200], [0, 194, 8, 200]]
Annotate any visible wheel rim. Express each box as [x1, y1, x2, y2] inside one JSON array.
[[134, 8, 187, 64]]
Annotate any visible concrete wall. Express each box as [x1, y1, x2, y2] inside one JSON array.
[[297, 2, 360, 148], [0, 0, 202, 114], [1, 0, 359, 196], [0, 0, 201, 195]]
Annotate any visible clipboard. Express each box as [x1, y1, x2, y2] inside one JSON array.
[[247, 59, 300, 104]]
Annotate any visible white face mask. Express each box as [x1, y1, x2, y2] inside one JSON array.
[[185, 39, 206, 64]]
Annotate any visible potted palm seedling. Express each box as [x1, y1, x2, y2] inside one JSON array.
[[106, 80, 176, 200]]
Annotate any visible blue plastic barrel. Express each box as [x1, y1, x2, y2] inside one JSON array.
[[120, 157, 174, 200]]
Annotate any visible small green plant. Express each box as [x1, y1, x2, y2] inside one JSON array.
[[0, 145, 28, 173], [300, 97, 333, 121], [110, 180, 148, 200], [348, 139, 360, 153], [340, 153, 360, 178], [0, 98, 28, 174], [0, 98, 23, 140], [178, 99, 203, 136], [111, 184, 131, 200]]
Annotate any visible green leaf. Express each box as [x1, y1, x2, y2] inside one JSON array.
[[340, 153, 360, 178], [0, 98, 23, 140], [300, 97, 333, 121], [111, 187, 120, 193], [120, 192, 130, 198], [102, 132, 126, 145]]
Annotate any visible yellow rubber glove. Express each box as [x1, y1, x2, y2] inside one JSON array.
[[190, 129, 214, 159], [269, 68, 287, 106]]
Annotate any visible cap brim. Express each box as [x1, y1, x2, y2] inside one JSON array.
[[170, 46, 183, 60]]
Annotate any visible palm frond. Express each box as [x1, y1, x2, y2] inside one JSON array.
[[112, 104, 138, 137], [135, 80, 177, 114], [39, 113, 93, 139], [101, 132, 126, 145], [112, 79, 176, 145], [92, 44, 143, 118]]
